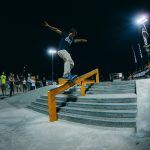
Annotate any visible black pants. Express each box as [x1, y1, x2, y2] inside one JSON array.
[[23, 84, 27, 92], [1, 84, 6, 96], [9, 82, 14, 96]]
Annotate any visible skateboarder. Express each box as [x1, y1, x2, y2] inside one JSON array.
[[44, 21, 87, 80]]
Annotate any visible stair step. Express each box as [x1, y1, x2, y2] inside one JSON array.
[[98, 81, 135, 85], [87, 90, 135, 92], [32, 101, 70, 108], [36, 98, 68, 106], [47, 96, 137, 103], [27, 105, 48, 115], [58, 112, 136, 128], [58, 106, 137, 118], [37, 96, 137, 103], [89, 88, 135, 92], [66, 102, 137, 110], [28, 102, 137, 118], [92, 84, 135, 87], [90, 84, 135, 87], [27, 105, 136, 128], [89, 86, 135, 89], [33, 100, 137, 110], [87, 91, 135, 94]]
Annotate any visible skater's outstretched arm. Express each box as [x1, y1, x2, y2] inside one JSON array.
[[74, 39, 87, 43], [44, 21, 62, 35]]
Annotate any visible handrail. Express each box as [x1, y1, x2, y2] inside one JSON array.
[[48, 68, 99, 122]]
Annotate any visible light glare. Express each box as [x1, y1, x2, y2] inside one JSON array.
[[136, 15, 148, 25], [47, 48, 57, 55]]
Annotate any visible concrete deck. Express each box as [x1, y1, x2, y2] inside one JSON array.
[[0, 94, 150, 150], [55, 93, 137, 99]]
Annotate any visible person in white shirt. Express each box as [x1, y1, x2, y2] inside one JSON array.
[[23, 78, 27, 92], [30, 76, 36, 90]]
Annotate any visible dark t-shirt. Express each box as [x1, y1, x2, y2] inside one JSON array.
[[58, 32, 74, 51]]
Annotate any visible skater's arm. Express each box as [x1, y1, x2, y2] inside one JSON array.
[[44, 21, 62, 35], [74, 39, 87, 43]]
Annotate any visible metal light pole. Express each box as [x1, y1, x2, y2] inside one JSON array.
[[51, 53, 54, 82], [48, 48, 57, 83]]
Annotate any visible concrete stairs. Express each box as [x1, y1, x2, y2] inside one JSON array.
[[27, 80, 137, 128], [86, 80, 136, 94]]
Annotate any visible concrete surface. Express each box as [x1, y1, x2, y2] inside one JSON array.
[[0, 95, 150, 150], [55, 93, 137, 99], [4, 85, 57, 108], [136, 79, 150, 137]]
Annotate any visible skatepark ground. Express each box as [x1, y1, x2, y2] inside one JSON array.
[[0, 86, 150, 150]]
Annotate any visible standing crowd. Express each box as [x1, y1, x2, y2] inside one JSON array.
[[0, 72, 48, 96]]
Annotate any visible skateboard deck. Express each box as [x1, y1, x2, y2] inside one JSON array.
[[68, 75, 78, 82]]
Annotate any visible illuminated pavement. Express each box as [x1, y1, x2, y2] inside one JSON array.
[[0, 88, 150, 150]]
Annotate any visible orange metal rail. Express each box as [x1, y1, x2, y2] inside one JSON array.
[[47, 68, 99, 122]]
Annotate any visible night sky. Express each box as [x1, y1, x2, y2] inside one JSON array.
[[0, 0, 150, 80]]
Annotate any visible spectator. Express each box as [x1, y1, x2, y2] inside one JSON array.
[[27, 73, 31, 91], [15, 74, 22, 93], [19, 74, 24, 92], [23, 77, 27, 92], [9, 73, 15, 96], [30, 76, 36, 90], [42, 77, 47, 86], [0, 72, 7, 96], [35, 75, 41, 88]]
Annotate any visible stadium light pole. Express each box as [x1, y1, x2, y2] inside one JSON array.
[[48, 48, 57, 82]]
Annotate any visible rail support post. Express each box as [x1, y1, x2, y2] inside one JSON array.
[[96, 69, 100, 84], [48, 91, 57, 122], [81, 80, 86, 96]]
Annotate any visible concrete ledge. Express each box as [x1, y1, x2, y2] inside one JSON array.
[[5, 85, 58, 108], [136, 79, 150, 137]]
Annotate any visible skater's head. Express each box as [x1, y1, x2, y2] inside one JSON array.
[[69, 28, 77, 37]]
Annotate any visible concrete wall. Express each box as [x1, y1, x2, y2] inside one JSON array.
[[136, 79, 150, 137]]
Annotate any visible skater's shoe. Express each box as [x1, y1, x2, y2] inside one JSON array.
[[67, 74, 78, 80], [62, 73, 71, 79]]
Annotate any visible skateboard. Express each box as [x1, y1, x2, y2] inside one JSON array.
[[67, 75, 78, 82]]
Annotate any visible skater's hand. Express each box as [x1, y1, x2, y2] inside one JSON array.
[[44, 21, 49, 27], [74, 39, 87, 43], [82, 39, 87, 42]]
